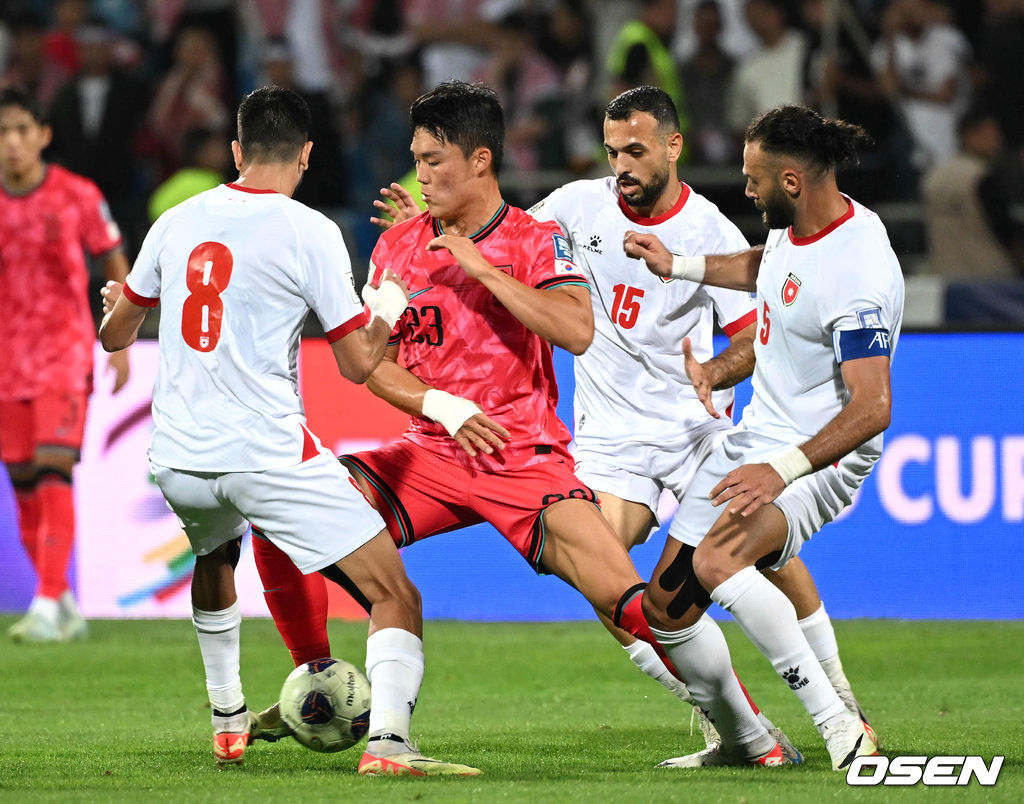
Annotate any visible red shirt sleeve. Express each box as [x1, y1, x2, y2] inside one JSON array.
[[77, 180, 122, 257]]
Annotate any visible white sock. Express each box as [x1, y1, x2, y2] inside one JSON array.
[[798, 603, 839, 663], [623, 639, 695, 704], [365, 628, 424, 748], [712, 567, 844, 726], [650, 614, 773, 758], [29, 596, 59, 622], [192, 602, 244, 714], [58, 590, 81, 617]]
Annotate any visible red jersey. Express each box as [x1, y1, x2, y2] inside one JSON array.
[[0, 164, 122, 400], [369, 202, 588, 471]]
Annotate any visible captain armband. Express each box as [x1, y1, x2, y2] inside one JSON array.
[[767, 446, 813, 486]]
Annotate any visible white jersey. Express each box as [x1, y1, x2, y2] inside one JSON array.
[[528, 177, 756, 446], [742, 196, 905, 462], [125, 183, 367, 472]]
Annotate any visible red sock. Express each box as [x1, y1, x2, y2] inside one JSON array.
[[616, 589, 687, 681], [14, 486, 41, 567], [252, 532, 330, 666], [35, 478, 74, 599], [735, 672, 761, 715]]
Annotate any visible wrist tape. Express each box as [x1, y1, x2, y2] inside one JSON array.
[[421, 389, 482, 437], [670, 254, 707, 282], [363, 280, 407, 329], [767, 446, 813, 486]]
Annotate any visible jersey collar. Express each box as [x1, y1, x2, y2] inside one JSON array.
[[617, 181, 690, 225], [787, 197, 855, 245], [431, 201, 509, 242], [225, 182, 279, 195]]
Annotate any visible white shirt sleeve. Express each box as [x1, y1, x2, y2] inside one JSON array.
[[297, 213, 365, 336], [124, 215, 164, 301]]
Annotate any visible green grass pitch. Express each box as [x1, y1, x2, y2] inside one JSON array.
[[1, 617, 1021, 802]]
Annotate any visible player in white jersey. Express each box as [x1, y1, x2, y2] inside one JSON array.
[[627, 105, 903, 771], [98, 87, 479, 777]]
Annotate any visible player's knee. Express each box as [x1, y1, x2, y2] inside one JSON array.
[[691, 541, 729, 592], [6, 462, 38, 488], [640, 587, 672, 630], [33, 449, 77, 477]]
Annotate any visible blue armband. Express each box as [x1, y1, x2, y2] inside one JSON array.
[[833, 328, 892, 362]]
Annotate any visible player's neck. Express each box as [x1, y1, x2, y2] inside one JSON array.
[[435, 187, 505, 237], [791, 187, 851, 240], [232, 165, 299, 197], [628, 179, 682, 220], [1, 160, 46, 194]]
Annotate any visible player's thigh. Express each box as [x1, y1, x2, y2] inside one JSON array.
[[150, 462, 248, 557], [591, 491, 657, 550], [332, 528, 420, 612], [341, 442, 475, 548], [221, 452, 387, 575], [541, 497, 644, 617], [692, 502, 789, 591]]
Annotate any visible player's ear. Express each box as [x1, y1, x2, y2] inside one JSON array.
[[666, 131, 683, 162], [231, 140, 244, 171], [299, 140, 313, 172], [781, 167, 801, 199], [472, 146, 492, 177], [39, 124, 52, 150]]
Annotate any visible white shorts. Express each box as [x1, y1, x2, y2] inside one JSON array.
[[151, 450, 387, 574], [667, 428, 876, 569], [573, 418, 732, 526]]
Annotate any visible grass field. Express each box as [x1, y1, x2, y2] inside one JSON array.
[[1, 617, 1021, 802]]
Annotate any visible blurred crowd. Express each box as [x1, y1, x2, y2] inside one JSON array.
[[2, 0, 1023, 318]]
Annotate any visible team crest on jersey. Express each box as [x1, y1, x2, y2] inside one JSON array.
[[782, 273, 802, 306]]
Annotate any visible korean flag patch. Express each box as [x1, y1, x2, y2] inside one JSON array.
[[552, 233, 577, 275]]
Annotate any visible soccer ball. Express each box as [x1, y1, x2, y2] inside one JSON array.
[[279, 657, 372, 752]]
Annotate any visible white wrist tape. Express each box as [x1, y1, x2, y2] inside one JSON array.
[[362, 280, 408, 329], [670, 254, 706, 283], [767, 446, 813, 486], [421, 389, 482, 437]]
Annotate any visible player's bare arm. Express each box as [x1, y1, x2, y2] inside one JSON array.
[[683, 323, 756, 418], [331, 271, 409, 384], [370, 182, 420, 231], [427, 233, 594, 355], [624, 230, 764, 292], [709, 354, 892, 516], [100, 250, 132, 391], [99, 280, 148, 352], [366, 345, 510, 458]]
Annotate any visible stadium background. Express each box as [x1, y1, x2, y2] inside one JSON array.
[[1, 0, 1023, 623]]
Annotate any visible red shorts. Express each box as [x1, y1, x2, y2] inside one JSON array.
[[0, 391, 89, 464], [342, 439, 598, 572]]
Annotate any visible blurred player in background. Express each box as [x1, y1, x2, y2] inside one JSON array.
[[629, 105, 902, 770], [254, 80, 796, 768], [527, 86, 875, 759], [99, 86, 477, 776], [0, 86, 130, 644]]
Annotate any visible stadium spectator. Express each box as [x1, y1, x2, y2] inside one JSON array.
[[147, 125, 229, 222], [145, 26, 230, 173], [1, 10, 69, 109], [1, 86, 130, 644], [44, 0, 88, 74], [47, 18, 147, 255], [922, 106, 1019, 279], [674, 0, 759, 62], [630, 105, 900, 770], [607, 0, 688, 140], [726, 0, 808, 141], [680, 0, 738, 164], [403, 0, 504, 92], [977, 0, 1024, 149], [873, 0, 972, 175], [99, 85, 478, 776]]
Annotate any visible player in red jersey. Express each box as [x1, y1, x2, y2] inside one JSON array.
[[0, 86, 131, 643], [250, 82, 794, 770]]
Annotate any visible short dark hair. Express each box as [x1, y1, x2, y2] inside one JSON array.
[[0, 86, 46, 125], [605, 85, 679, 133], [745, 105, 873, 171], [410, 81, 505, 174], [236, 86, 311, 164]]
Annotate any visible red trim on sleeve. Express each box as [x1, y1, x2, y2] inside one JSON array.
[[122, 282, 159, 308], [300, 424, 319, 462], [617, 182, 691, 225], [788, 199, 854, 245], [225, 182, 279, 195], [721, 308, 757, 337], [324, 310, 369, 343]]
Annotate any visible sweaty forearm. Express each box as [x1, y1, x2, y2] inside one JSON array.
[[705, 333, 755, 390], [797, 394, 891, 473], [366, 358, 433, 418]]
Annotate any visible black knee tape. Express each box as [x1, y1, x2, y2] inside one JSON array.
[[755, 549, 783, 570], [612, 582, 646, 628], [318, 564, 372, 615], [36, 466, 73, 485], [657, 544, 712, 620]]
